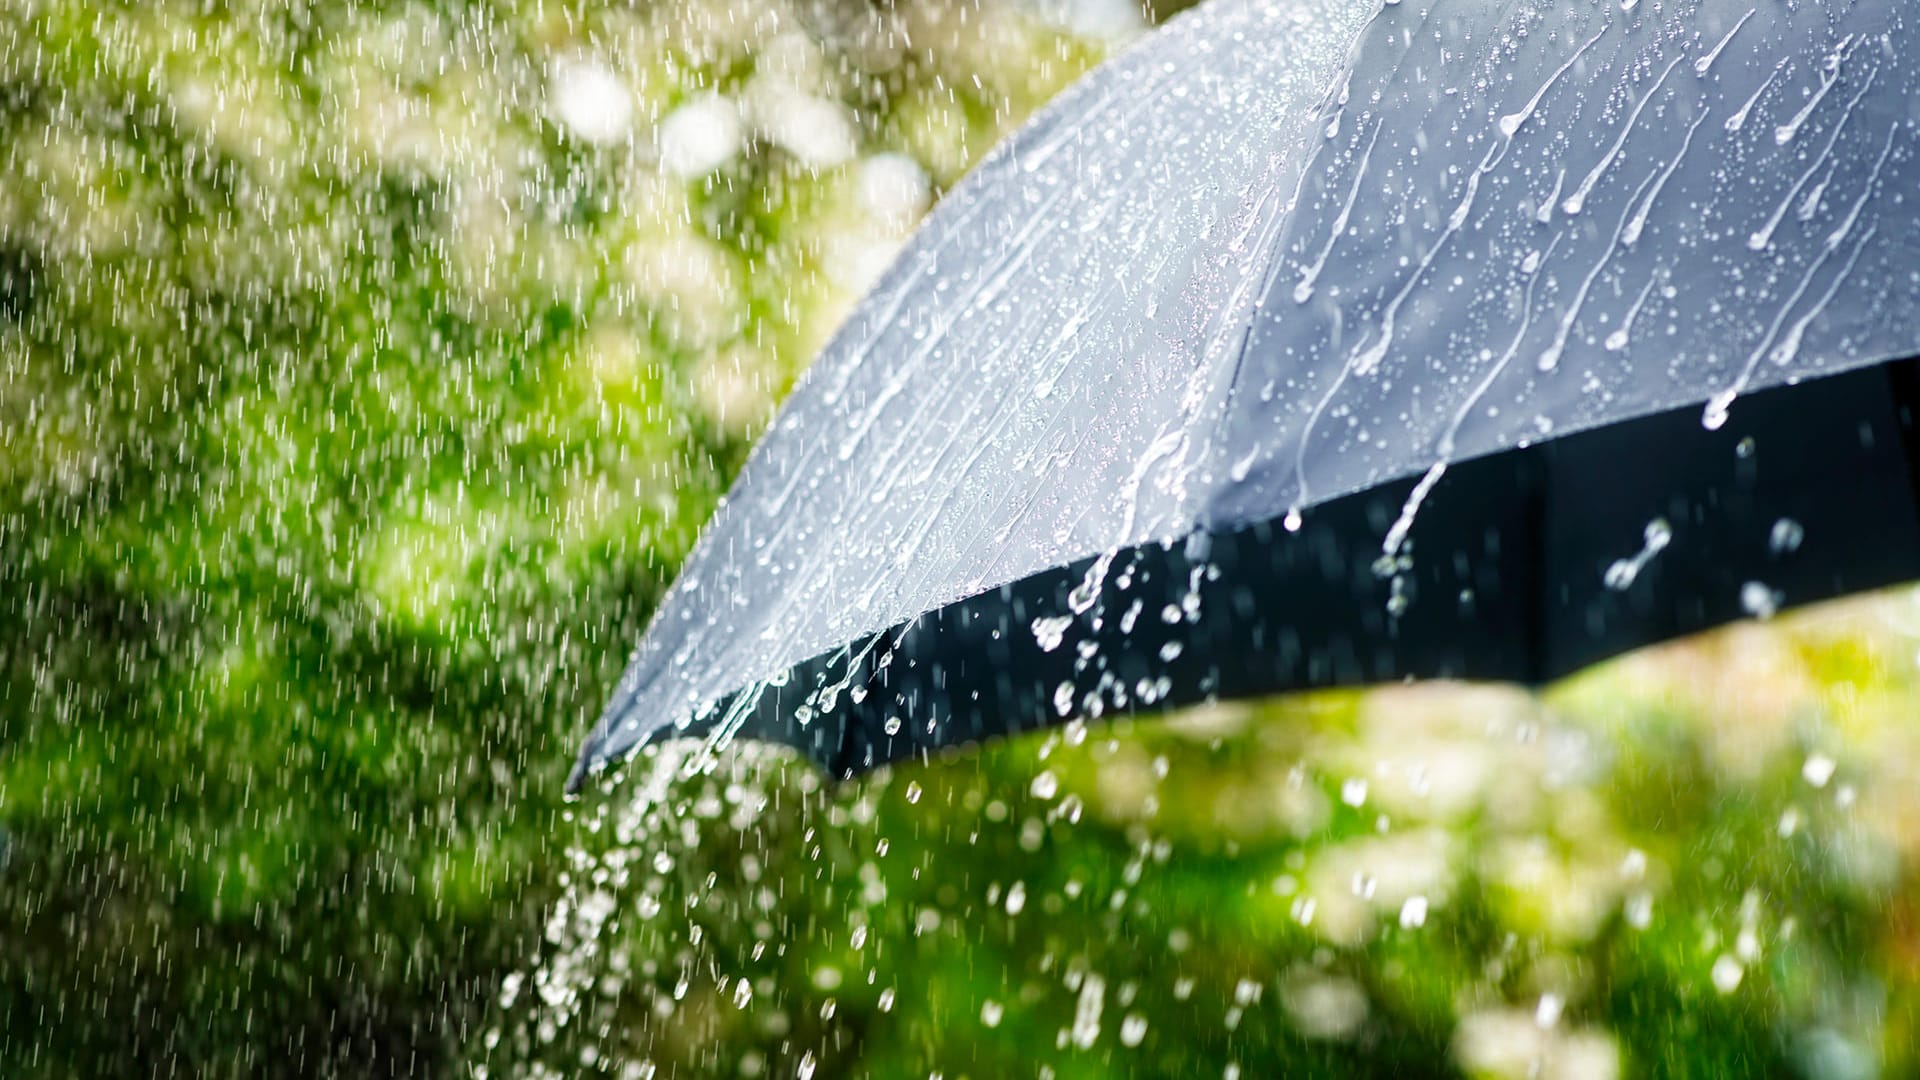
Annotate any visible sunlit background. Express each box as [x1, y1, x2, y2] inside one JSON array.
[[2, 1, 1917, 1077]]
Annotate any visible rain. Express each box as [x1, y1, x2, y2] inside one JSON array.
[[5, 0, 1920, 1077]]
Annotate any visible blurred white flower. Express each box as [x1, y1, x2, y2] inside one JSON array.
[[1280, 969, 1368, 1041], [756, 31, 832, 94], [822, 235, 907, 297], [1026, 0, 1147, 41], [658, 95, 743, 178], [1455, 1010, 1620, 1080], [755, 90, 858, 169], [621, 231, 745, 348], [341, 79, 441, 175], [692, 345, 777, 436], [1307, 829, 1453, 945], [549, 56, 636, 146], [1484, 837, 1630, 944], [856, 154, 933, 229], [576, 321, 651, 388]]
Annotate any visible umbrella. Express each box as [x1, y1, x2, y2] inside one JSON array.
[[571, 0, 1920, 790]]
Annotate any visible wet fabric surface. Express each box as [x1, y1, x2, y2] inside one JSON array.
[[578, 0, 1920, 781]]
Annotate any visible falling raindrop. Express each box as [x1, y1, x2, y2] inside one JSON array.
[[1072, 974, 1106, 1049], [1605, 518, 1674, 589], [1769, 519, 1805, 554], [1742, 581, 1782, 619], [1032, 615, 1075, 652], [1625, 893, 1655, 929], [1802, 754, 1838, 788], [1399, 896, 1429, 929], [1711, 955, 1746, 994]]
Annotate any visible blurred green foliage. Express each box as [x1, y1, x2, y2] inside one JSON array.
[[501, 614, 1920, 1079], [3, 1, 1919, 1078], [0, 0, 1101, 1074]]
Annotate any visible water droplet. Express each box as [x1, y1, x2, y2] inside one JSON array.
[[1625, 892, 1654, 929], [1779, 807, 1803, 837], [1351, 872, 1377, 900], [1702, 391, 1734, 430], [1235, 978, 1262, 1006], [1605, 518, 1672, 589], [1741, 581, 1781, 619], [1399, 896, 1428, 929], [1711, 954, 1745, 993], [1031, 771, 1060, 800], [1031, 614, 1074, 652], [1802, 753, 1837, 788], [1071, 973, 1106, 1049], [1769, 518, 1805, 554], [1292, 895, 1317, 926], [1604, 560, 1640, 591], [1385, 578, 1410, 617], [1053, 681, 1077, 717], [1621, 849, 1648, 879]]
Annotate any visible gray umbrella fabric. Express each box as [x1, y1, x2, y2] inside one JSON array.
[[572, 0, 1920, 788]]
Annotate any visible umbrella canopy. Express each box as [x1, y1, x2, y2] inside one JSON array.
[[572, 0, 1920, 789]]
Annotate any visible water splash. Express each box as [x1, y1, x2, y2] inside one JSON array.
[[1604, 518, 1674, 590]]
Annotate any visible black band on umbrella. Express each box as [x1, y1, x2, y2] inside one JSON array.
[[572, 357, 1920, 788]]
